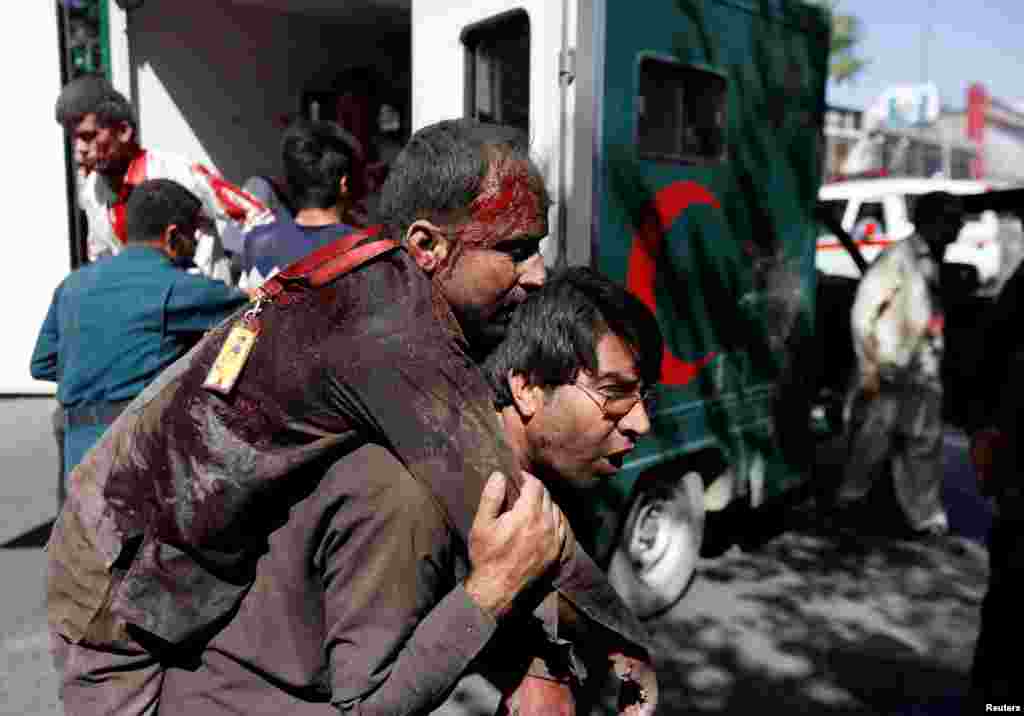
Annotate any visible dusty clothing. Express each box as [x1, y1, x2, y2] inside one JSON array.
[[840, 383, 945, 530], [850, 233, 944, 393], [161, 445, 609, 715], [46, 233, 652, 708], [78, 148, 272, 283], [161, 445, 505, 715], [51, 630, 162, 716], [838, 233, 948, 531]]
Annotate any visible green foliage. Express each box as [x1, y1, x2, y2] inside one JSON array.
[[805, 0, 868, 84]]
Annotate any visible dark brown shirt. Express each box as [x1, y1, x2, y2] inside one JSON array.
[[160, 445, 499, 715], [46, 241, 651, 672]]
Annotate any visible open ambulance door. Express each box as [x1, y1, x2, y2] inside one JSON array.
[[107, 1, 412, 196], [412, 0, 583, 268], [2, 3, 72, 395]]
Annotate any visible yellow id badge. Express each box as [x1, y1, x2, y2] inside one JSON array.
[[203, 318, 261, 395]]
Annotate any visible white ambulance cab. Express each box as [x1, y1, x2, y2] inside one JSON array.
[[815, 177, 1020, 288]]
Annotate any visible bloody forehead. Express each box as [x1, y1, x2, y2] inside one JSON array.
[[458, 160, 545, 248]]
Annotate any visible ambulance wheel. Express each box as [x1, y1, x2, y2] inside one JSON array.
[[607, 471, 705, 619]]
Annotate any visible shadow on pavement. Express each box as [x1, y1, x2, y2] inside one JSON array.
[[615, 428, 988, 714], [1, 519, 54, 549], [647, 503, 986, 714]]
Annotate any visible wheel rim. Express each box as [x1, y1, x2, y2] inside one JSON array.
[[608, 472, 705, 618]]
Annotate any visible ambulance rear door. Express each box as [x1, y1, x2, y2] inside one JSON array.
[[2, 3, 71, 395], [412, 0, 582, 266]]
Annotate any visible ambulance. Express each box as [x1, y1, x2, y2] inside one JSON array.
[[8, 0, 830, 615], [816, 176, 1021, 291]]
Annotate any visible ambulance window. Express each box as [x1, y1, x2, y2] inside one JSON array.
[[855, 202, 887, 232], [637, 57, 727, 163], [462, 10, 530, 133]]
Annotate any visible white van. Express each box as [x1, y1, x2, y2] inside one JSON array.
[[815, 177, 1022, 289]]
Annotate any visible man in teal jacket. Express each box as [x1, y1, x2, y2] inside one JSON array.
[[30, 178, 248, 501]]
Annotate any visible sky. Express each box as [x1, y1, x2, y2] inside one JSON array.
[[826, 0, 1024, 112]]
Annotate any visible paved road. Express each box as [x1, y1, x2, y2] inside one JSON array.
[[1, 397, 61, 716], [0, 395, 995, 715], [647, 429, 992, 715]]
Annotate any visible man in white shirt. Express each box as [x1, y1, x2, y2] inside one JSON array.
[[832, 191, 966, 538], [55, 74, 271, 284]]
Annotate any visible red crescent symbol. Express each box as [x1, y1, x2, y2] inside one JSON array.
[[626, 181, 721, 385]]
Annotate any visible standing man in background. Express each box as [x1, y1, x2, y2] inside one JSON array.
[[829, 191, 965, 538], [238, 119, 364, 289], [30, 179, 249, 494], [47, 75, 268, 504], [55, 74, 271, 283]]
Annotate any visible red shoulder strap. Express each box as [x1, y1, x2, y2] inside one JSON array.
[[257, 226, 399, 301]]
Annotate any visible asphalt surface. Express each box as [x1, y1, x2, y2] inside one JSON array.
[[0, 396, 998, 715], [1, 397, 61, 716], [649, 429, 991, 714]]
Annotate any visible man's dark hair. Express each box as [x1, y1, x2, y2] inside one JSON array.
[[331, 65, 378, 100], [55, 74, 137, 132], [125, 178, 202, 244], [378, 118, 549, 238], [281, 119, 361, 210], [484, 267, 664, 408]]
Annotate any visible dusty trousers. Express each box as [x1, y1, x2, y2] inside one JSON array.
[[50, 629, 162, 716], [837, 381, 948, 533]]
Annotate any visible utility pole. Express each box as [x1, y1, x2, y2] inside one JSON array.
[[919, 0, 937, 176], [920, 4, 932, 84]]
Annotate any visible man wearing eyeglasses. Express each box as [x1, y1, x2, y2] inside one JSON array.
[[480, 265, 663, 713], [484, 265, 662, 710], [51, 121, 658, 716], [485, 266, 660, 496], [157, 267, 662, 716], [480, 266, 662, 714]]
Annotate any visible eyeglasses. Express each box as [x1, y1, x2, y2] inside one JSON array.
[[572, 381, 656, 421]]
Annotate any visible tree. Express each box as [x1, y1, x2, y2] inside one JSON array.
[[806, 0, 868, 84]]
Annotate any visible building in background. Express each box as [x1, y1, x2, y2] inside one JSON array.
[[824, 85, 1024, 187], [958, 84, 1024, 186], [823, 105, 864, 181]]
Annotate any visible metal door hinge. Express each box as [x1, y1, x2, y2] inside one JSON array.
[[559, 48, 576, 86]]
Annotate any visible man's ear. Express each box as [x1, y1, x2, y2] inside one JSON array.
[[115, 120, 134, 145], [160, 223, 180, 256], [338, 175, 349, 199], [405, 220, 450, 274], [509, 371, 544, 419]]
